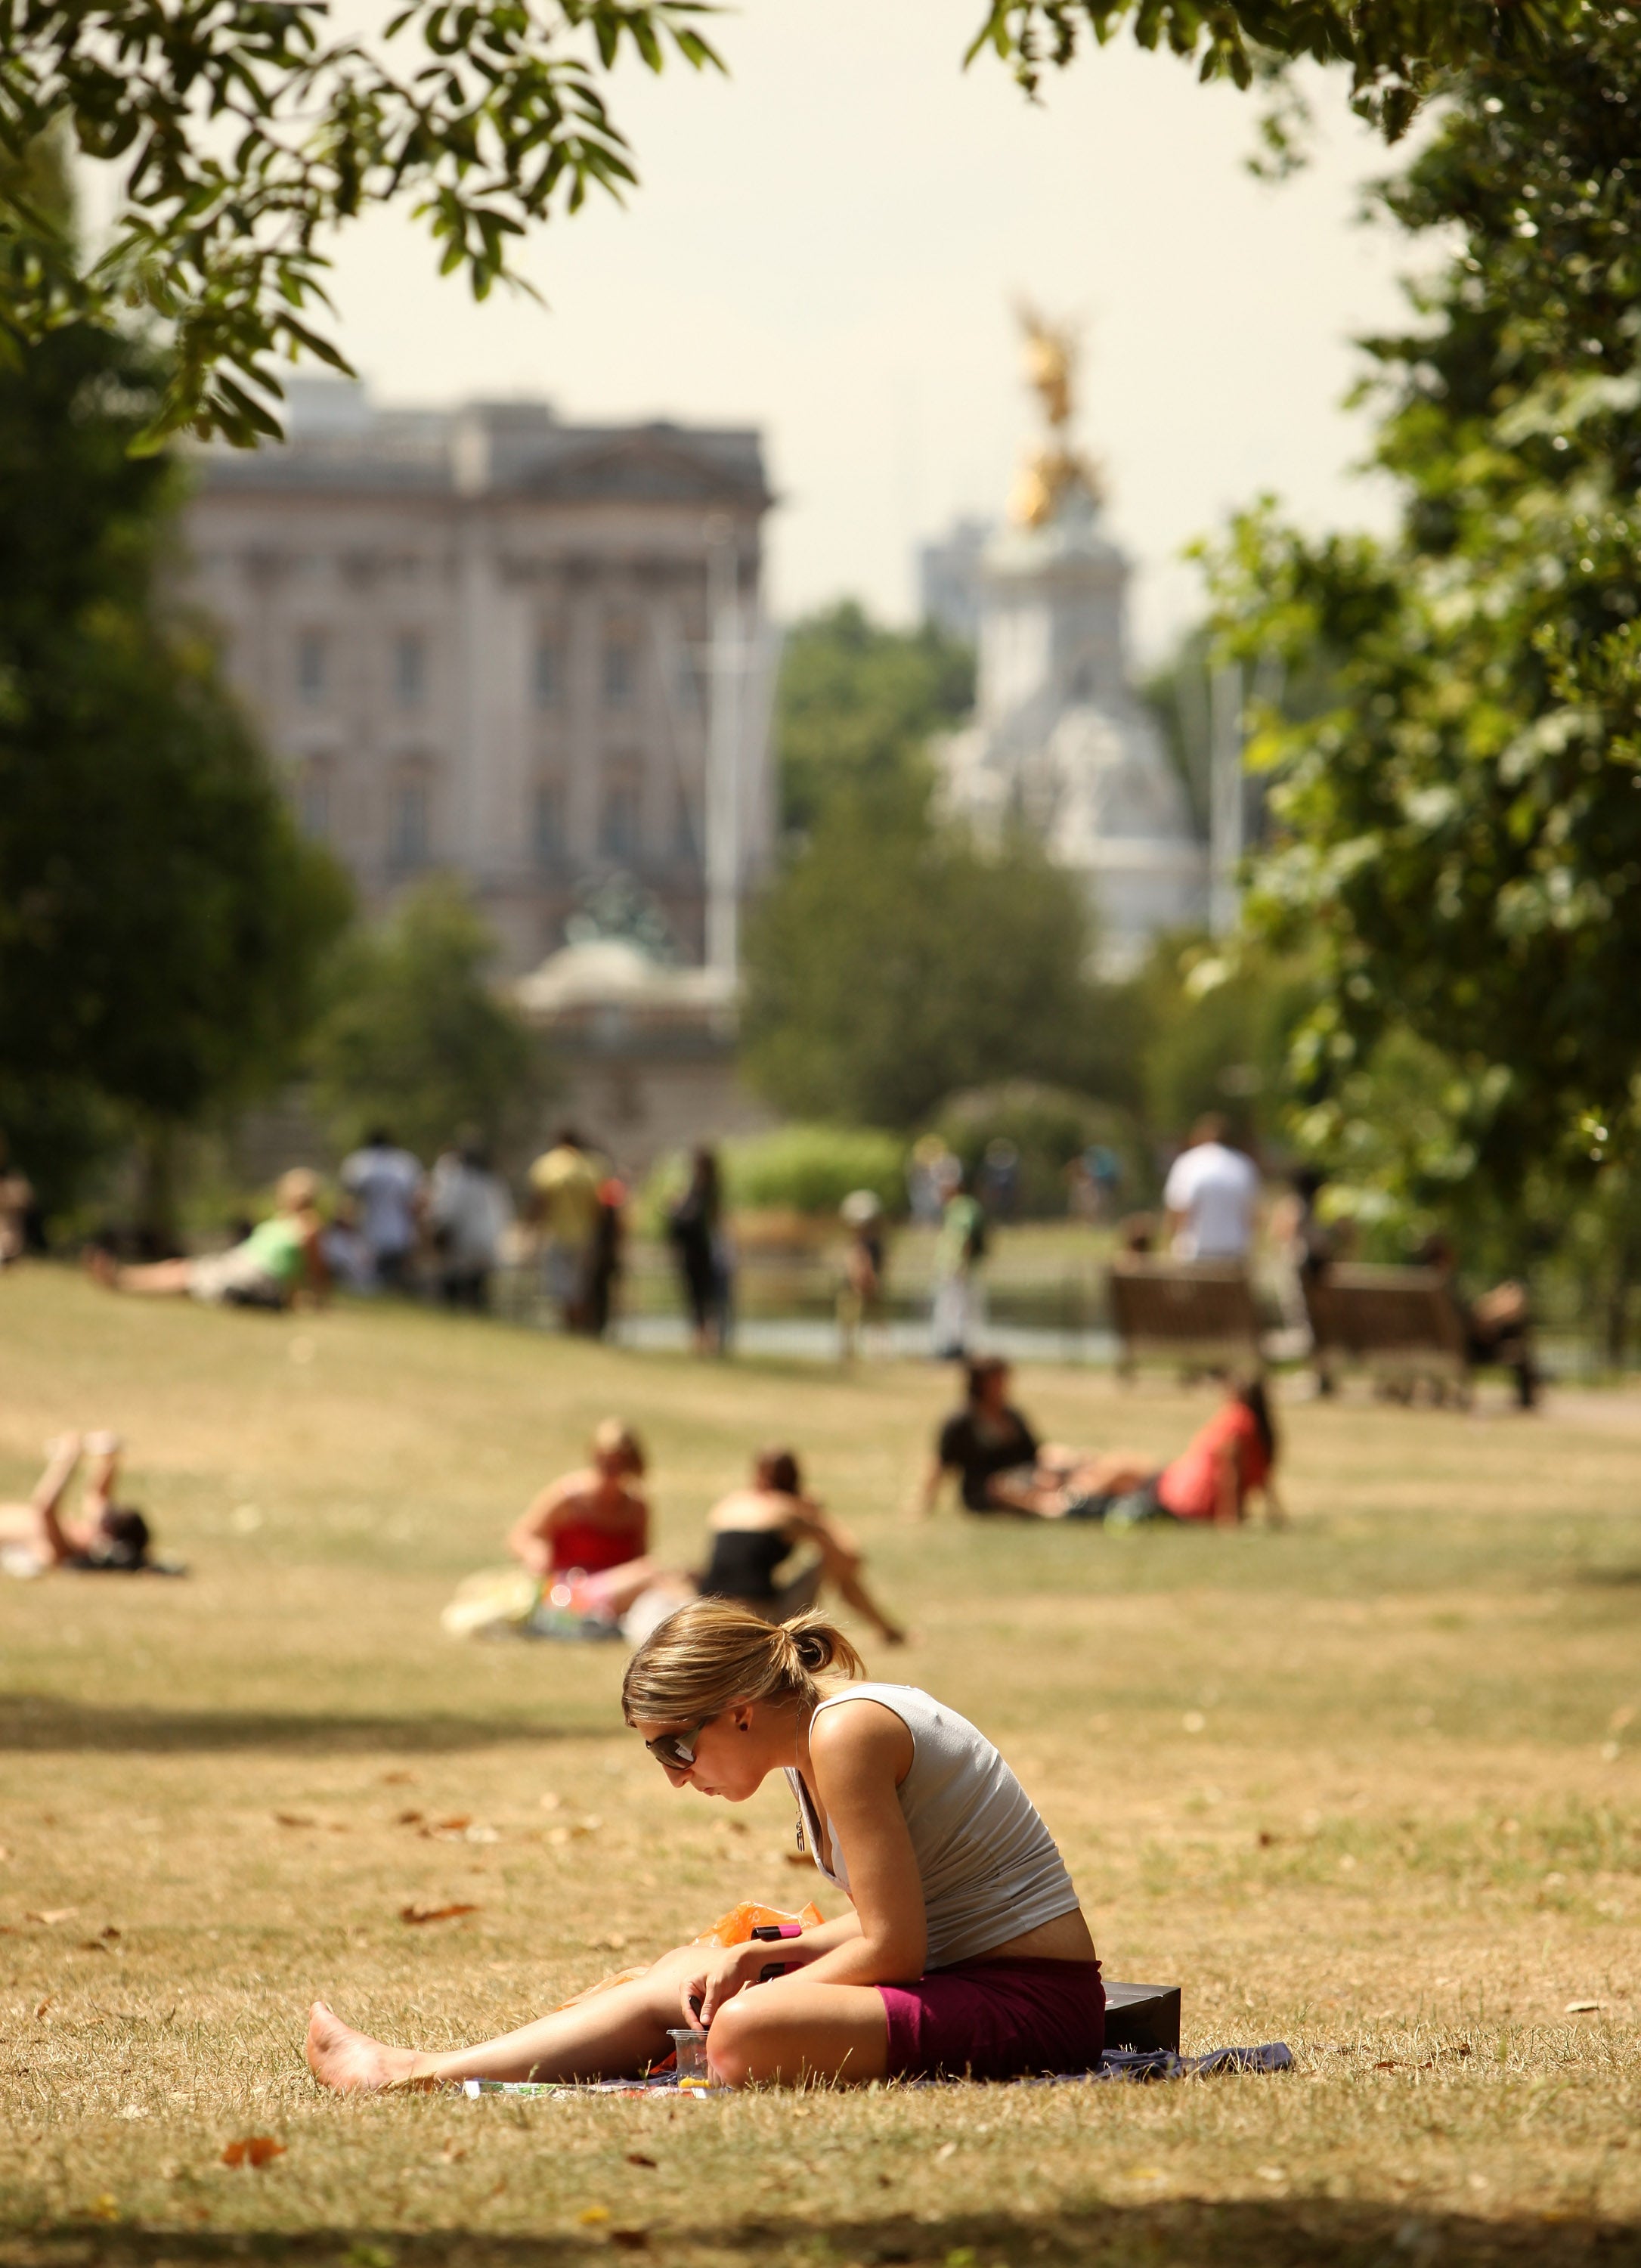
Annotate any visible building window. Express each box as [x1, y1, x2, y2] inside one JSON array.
[[296, 630, 327, 703], [603, 639, 635, 707], [299, 763, 331, 840], [600, 780, 639, 860], [393, 632, 426, 706], [533, 779, 563, 869], [392, 776, 429, 870], [532, 635, 560, 708]]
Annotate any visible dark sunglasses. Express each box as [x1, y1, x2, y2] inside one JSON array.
[[644, 1715, 715, 1773]]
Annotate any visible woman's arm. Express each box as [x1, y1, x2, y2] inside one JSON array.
[[786, 1703, 925, 1988], [686, 1708, 924, 2026], [506, 1479, 572, 1572], [912, 1455, 948, 1520]]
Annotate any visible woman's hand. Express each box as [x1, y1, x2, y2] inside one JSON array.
[[681, 1940, 769, 2031]]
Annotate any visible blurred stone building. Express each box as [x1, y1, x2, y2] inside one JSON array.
[[181, 380, 776, 977]]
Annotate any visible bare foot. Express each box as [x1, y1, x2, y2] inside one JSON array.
[[305, 2000, 427, 2093]]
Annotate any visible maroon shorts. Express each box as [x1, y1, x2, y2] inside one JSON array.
[[878, 1956, 1104, 2081]]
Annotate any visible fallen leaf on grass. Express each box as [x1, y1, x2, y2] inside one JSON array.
[[99, 1926, 120, 1941], [577, 2206, 611, 2226], [77, 1940, 111, 1954], [396, 1811, 426, 1826], [382, 1771, 419, 1786], [1566, 2000, 1602, 2014], [1373, 2060, 1399, 2070], [86, 2195, 120, 2223], [400, 1903, 479, 1926], [33, 1997, 52, 2020], [273, 1814, 315, 1830], [26, 1908, 76, 1926], [611, 2233, 649, 2252], [625, 2152, 657, 2169], [221, 2138, 286, 2169]]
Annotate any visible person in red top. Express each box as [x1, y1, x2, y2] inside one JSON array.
[[1057, 1376, 1285, 1528], [509, 1421, 661, 1603]]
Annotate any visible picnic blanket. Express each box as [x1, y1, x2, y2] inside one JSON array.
[[457, 2043, 1293, 2099]]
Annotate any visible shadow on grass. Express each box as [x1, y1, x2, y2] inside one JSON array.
[[1573, 1564, 1641, 1587], [0, 1694, 619, 1755], [3, 2204, 1638, 2267]]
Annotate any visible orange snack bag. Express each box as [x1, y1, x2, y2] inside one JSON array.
[[556, 1899, 823, 2009]]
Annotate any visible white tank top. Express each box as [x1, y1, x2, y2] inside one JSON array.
[[783, 1682, 1080, 1969]]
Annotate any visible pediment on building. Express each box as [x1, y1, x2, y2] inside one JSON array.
[[519, 431, 768, 509]]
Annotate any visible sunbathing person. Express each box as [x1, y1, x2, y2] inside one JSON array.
[[1058, 1374, 1285, 1528], [0, 1434, 160, 1576], [88, 1170, 327, 1309], [305, 1600, 1104, 2090], [918, 1356, 1107, 1520], [506, 1421, 665, 1614], [696, 1448, 905, 1646]]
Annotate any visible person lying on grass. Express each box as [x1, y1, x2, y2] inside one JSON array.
[[1056, 1373, 1286, 1529], [0, 1434, 159, 1575], [86, 1169, 327, 1311], [306, 1600, 1104, 2090], [918, 1356, 1113, 1520]]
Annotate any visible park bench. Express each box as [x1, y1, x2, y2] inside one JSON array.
[[1300, 1263, 1469, 1399], [1106, 1257, 1262, 1379]]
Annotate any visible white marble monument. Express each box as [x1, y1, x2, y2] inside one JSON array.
[[938, 308, 1207, 973]]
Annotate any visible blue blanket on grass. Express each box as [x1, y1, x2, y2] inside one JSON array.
[[458, 2043, 1293, 2098]]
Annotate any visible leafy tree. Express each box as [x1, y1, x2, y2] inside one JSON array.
[[307, 878, 552, 1161], [0, 162, 351, 1222], [0, 5, 720, 445], [774, 602, 975, 836], [971, 0, 1593, 141], [1206, 11, 1641, 1232], [8, 0, 1582, 445], [742, 782, 1138, 1129]]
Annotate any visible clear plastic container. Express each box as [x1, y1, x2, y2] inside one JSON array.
[[667, 2027, 712, 2087]]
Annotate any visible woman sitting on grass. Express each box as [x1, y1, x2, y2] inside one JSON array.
[[918, 1356, 1110, 1520], [88, 1170, 327, 1311], [0, 1434, 160, 1576], [696, 1446, 906, 1647], [305, 1601, 1103, 2090], [506, 1420, 660, 1613], [1059, 1374, 1285, 1529]]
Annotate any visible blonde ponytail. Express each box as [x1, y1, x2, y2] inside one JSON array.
[[621, 1599, 864, 1727]]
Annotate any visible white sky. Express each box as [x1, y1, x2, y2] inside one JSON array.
[[259, 6, 1427, 654]]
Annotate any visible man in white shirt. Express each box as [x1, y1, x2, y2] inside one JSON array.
[[1163, 1114, 1259, 1261], [339, 1128, 426, 1293]]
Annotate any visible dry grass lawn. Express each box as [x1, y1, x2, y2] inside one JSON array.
[[0, 1265, 1637, 2267]]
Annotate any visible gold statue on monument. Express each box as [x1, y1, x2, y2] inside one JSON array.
[[1008, 298, 1104, 530]]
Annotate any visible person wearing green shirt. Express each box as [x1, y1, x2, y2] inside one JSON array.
[[88, 1170, 328, 1309]]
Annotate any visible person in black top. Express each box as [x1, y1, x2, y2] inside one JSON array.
[[918, 1358, 1107, 1519], [698, 1448, 905, 1644]]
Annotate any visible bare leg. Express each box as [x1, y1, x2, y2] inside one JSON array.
[[833, 1563, 906, 1647], [89, 1255, 196, 1297], [706, 1972, 890, 2087], [306, 1946, 893, 2095], [574, 1557, 687, 1619], [310, 1943, 718, 2093], [0, 1438, 85, 1565], [80, 1435, 122, 1526]]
